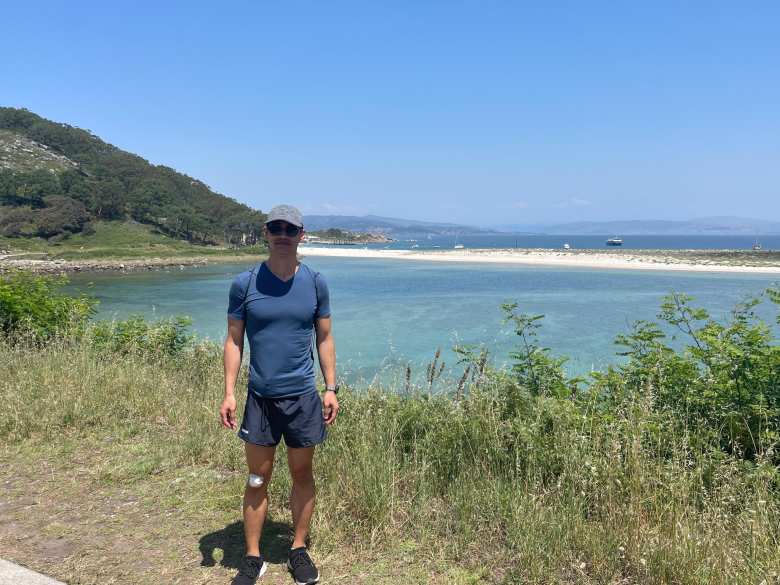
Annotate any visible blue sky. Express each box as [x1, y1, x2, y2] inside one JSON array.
[[2, 1, 779, 226]]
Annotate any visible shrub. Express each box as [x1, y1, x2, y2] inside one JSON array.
[[87, 314, 195, 358], [607, 289, 780, 460], [35, 195, 90, 237], [0, 206, 37, 237], [0, 270, 95, 342]]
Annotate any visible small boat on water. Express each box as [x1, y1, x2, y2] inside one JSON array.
[[563, 243, 571, 250], [606, 237, 623, 246], [752, 241, 762, 251], [454, 244, 465, 250]]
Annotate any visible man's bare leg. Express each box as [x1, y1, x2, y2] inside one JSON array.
[[287, 446, 316, 548], [244, 443, 276, 557]]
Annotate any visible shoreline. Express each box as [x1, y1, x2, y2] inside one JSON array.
[[298, 246, 780, 274], [0, 254, 259, 275], [3, 247, 779, 275]]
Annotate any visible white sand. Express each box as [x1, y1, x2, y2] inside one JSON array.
[[298, 246, 780, 274]]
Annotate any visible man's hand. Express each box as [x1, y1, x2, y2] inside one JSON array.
[[220, 395, 238, 430], [322, 391, 339, 425]]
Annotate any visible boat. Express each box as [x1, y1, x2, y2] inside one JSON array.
[[606, 237, 623, 246], [411, 244, 420, 249], [454, 244, 465, 250], [563, 243, 571, 250], [752, 241, 762, 251]]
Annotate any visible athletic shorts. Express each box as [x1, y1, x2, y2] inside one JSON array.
[[238, 390, 327, 448]]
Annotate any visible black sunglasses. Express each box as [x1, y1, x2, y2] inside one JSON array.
[[266, 221, 301, 237]]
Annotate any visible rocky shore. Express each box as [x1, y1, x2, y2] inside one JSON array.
[[0, 256, 215, 274]]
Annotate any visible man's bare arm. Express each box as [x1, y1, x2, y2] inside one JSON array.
[[315, 316, 336, 386], [220, 318, 245, 429], [315, 316, 339, 424]]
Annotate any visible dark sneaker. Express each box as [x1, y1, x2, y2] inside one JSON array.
[[232, 555, 268, 584], [287, 547, 320, 585]]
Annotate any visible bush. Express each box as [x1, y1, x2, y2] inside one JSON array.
[[35, 195, 90, 237], [603, 289, 780, 460], [0, 206, 38, 237], [0, 270, 95, 342], [496, 289, 780, 463], [87, 314, 195, 358]]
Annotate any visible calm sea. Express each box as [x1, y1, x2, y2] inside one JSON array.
[[66, 252, 780, 386], [340, 234, 780, 251]]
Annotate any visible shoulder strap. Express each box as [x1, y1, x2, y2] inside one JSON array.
[[241, 264, 260, 308], [312, 268, 320, 314], [310, 267, 321, 362]]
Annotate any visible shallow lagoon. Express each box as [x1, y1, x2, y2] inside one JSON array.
[[67, 257, 780, 384]]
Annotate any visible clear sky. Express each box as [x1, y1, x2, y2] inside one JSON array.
[[2, 1, 779, 226]]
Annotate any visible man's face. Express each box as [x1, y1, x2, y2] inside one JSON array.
[[264, 220, 303, 251]]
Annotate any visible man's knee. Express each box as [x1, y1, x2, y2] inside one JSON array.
[[289, 463, 314, 486], [244, 473, 270, 497]]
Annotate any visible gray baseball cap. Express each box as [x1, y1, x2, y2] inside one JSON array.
[[265, 204, 303, 227]]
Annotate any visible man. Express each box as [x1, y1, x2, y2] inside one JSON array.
[[220, 204, 339, 585]]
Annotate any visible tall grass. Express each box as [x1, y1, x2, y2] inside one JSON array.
[[2, 334, 779, 584]]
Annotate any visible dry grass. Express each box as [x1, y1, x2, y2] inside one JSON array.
[[2, 340, 779, 584]]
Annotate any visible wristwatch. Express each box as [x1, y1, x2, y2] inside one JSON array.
[[324, 384, 340, 394]]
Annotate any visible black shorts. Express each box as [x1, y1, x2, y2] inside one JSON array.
[[238, 390, 327, 448]]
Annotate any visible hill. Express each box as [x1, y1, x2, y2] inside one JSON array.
[[0, 107, 265, 246]]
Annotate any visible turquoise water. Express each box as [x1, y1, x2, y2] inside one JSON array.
[[66, 258, 780, 384]]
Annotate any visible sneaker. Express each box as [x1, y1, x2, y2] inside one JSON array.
[[232, 555, 268, 584], [287, 547, 320, 585]]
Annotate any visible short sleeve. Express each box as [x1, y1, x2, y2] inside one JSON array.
[[314, 272, 331, 319], [227, 271, 251, 321]]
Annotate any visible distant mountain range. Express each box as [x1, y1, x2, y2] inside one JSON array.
[[303, 214, 501, 236], [306, 215, 780, 237], [494, 217, 780, 235]]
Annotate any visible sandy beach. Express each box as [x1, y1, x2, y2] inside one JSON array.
[[299, 246, 780, 274], [2, 247, 779, 275]]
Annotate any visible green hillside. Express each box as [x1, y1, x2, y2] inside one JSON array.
[[0, 220, 265, 260], [0, 107, 265, 246]]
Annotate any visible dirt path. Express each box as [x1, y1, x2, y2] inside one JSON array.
[[0, 446, 462, 585]]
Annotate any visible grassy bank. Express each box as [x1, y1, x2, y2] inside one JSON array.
[[2, 344, 780, 582]]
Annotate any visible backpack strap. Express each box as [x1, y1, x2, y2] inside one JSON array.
[[312, 268, 320, 316], [241, 264, 260, 311], [310, 267, 321, 361]]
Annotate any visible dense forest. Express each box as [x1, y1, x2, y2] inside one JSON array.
[[0, 108, 265, 245]]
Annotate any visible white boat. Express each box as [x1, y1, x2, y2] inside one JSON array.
[[606, 237, 623, 246], [454, 244, 465, 249], [563, 243, 571, 250], [752, 241, 762, 251]]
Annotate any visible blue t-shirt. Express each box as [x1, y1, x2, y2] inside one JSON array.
[[227, 262, 331, 398]]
